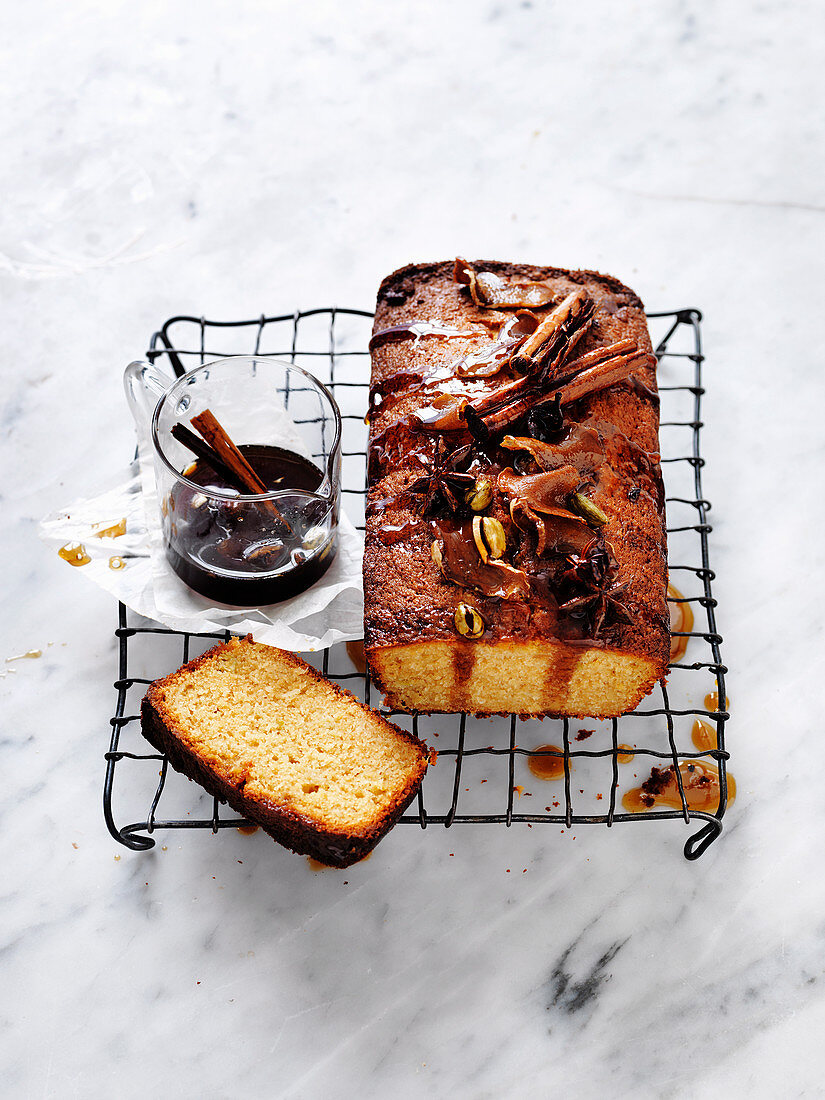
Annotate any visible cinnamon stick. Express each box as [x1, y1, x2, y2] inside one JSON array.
[[190, 409, 290, 529], [171, 423, 248, 491], [553, 338, 638, 383], [456, 316, 624, 426], [555, 353, 655, 406], [482, 352, 654, 432], [511, 288, 594, 376]]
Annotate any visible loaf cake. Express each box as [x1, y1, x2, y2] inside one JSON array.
[[363, 259, 669, 717], [141, 636, 429, 867]]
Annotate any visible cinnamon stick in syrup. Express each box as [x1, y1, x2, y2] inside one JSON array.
[[190, 409, 290, 529], [171, 423, 248, 491]]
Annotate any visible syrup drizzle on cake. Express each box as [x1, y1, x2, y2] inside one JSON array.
[[364, 259, 670, 717]]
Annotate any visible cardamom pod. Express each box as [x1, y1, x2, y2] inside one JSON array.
[[472, 515, 506, 562], [454, 602, 485, 639], [465, 476, 493, 512], [571, 492, 608, 528]]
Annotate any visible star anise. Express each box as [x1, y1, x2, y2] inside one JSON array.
[[557, 535, 611, 590], [556, 536, 632, 637], [407, 439, 475, 517]]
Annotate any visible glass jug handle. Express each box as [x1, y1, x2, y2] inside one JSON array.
[[123, 360, 174, 431]]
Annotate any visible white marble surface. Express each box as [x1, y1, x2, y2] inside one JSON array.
[[3, 0, 824, 1096]]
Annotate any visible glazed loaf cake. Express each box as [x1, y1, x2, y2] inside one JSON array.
[[363, 259, 669, 717], [141, 636, 429, 867]]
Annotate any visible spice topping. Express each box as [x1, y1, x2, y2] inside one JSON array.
[[407, 440, 475, 518], [371, 259, 661, 640]]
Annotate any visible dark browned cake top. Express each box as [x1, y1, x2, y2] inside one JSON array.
[[364, 259, 669, 667]]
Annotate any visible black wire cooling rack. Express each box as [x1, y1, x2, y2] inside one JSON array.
[[104, 305, 730, 860]]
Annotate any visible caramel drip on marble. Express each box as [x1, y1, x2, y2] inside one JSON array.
[[527, 745, 566, 780], [451, 645, 478, 709], [616, 745, 635, 764], [691, 719, 716, 752], [622, 760, 736, 814], [704, 691, 729, 712]]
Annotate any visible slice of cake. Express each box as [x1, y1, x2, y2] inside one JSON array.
[[141, 636, 429, 867], [364, 259, 669, 718]]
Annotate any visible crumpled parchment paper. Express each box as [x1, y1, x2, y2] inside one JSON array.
[[39, 442, 365, 651]]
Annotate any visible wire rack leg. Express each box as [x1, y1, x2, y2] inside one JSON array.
[[684, 819, 723, 860]]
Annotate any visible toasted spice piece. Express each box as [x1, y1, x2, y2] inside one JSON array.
[[557, 338, 638, 379], [555, 353, 655, 407], [453, 258, 556, 309], [436, 524, 532, 601], [557, 535, 611, 590], [407, 440, 475, 517], [472, 516, 506, 562], [189, 410, 289, 527], [511, 289, 595, 377], [465, 476, 493, 512], [441, 295, 595, 434], [454, 603, 485, 638], [557, 536, 632, 638], [526, 394, 565, 442], [462, 344, 651, 436], [498, 466, 588, 556], [451, 312, 539, 379], [410, 393, 470, 433], [500, 434, 573, 472], [570, 492, 608, 528], [498, 465, 582, 508], [558, 580, 630, 637], [462, 405, 498, 448], [171, 423, 245, 489]]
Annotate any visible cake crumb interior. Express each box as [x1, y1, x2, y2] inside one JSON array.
[[371, 639, 657, 717], [155, 641, 423, 831]]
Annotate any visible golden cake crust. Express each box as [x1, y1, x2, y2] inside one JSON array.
[[142, 636, 429, 867], [364, 260, 669, 717]]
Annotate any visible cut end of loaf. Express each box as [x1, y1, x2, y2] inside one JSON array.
[[368, 639, 660, 718]]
